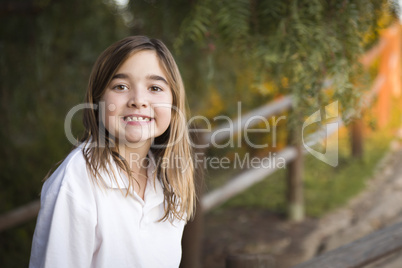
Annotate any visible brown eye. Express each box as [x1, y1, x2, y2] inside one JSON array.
[[113, 84, 128, 91], [150, 86, 162, 92]]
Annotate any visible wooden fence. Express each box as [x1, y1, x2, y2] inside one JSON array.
[[0, 22, 400, 268], [201, 109, 343, 213], [293, 221, 402, 268], [0, 200, 40, 232], [223, 221, 402, 268], [0, 94, 346, 268], [0, 93, 338, 231], [0, 91, 382, 268]]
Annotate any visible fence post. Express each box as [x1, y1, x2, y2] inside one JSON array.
[[180, 198, 203, 268], [180, 130, 205, 268], [286, 119, 305, 222]]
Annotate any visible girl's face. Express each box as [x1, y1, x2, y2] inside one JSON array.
[[101, 50, 173, 147]]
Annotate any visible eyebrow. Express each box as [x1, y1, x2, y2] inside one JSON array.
[[111, 73, 169, 86], [111, 73, 129, 80], [146, 74, 169, 86]]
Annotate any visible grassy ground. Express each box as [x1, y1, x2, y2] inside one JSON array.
[[214, 126, 394, 218]]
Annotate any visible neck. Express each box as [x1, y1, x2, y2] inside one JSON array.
[[117, 141, 151, 200], [118, 140, 151, 176]]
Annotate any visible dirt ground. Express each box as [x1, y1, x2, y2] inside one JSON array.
[[202, 207, 319, 268]]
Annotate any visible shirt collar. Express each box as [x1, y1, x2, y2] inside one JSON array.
[[101, 151, 164, 207]]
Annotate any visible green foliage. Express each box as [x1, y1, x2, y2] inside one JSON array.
[[124, 0, 213, 113], [176, 0, 393, 119], [127, 0, 193, 45], [0, 0, 397, 266]]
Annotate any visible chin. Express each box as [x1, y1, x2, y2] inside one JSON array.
[[124, 137, 151, 147]]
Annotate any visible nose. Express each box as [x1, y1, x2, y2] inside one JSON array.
[[127, 88, 148, 108]]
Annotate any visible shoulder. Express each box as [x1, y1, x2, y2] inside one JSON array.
[[41, 146, 93, 202]]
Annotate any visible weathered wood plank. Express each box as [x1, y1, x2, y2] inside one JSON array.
[[226, 254, 275, 268], [0, 200, 40, 232], [293, 221, 402, 268]]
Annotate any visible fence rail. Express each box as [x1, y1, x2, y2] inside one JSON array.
[[0, 94, 342, 230], [293, 221, 402, 268], [202, 146, 297, 212], [202, 95, 293, 145], [0, 200, 40, 232], [0, 85, 392, 268], [201, 116, 343, 212]]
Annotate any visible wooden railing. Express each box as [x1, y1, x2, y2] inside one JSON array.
[[181, 94, 344, 267], [0, 91, 375, 268], [293, 221, 402, 268], [1, 23, 400, 268], [0, 94, 343, 231], [0, 92, 394, 268], [201, 109, 343, 213], [0, 200, 40, 232], [222, 221, 402, 267]]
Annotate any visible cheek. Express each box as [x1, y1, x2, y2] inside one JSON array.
[[158, 109, 172, 125], [154, 108, 172, 135], [99, 95, 120, 131], [102, 93, 119, 112]]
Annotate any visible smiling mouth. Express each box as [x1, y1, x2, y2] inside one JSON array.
[[123, 116, 152, 122]]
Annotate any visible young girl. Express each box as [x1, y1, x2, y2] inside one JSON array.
[[29, 36, 196, 268]]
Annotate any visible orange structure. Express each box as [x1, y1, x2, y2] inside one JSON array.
[[362, 22, 402, 128]]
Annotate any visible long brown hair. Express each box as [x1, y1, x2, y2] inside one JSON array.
[[81, 36, 195, 222]]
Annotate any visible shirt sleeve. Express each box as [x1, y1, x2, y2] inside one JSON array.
[[29, 182, 97, 268]]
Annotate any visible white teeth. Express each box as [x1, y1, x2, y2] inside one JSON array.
[[125, 116, 150, 122]]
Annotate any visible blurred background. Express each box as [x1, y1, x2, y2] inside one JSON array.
[[1, 0, 402, 267]]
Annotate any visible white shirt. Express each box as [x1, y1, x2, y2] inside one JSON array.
[[29, 146, 185, 268]]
